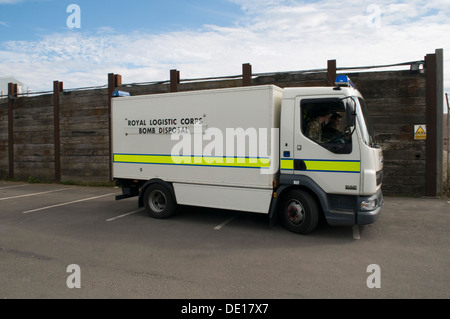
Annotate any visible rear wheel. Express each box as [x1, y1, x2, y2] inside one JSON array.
[[281, 189, 319, 234], [143, 183, 176, 219]]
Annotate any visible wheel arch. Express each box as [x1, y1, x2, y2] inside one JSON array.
[[270, 175, 330, 221]]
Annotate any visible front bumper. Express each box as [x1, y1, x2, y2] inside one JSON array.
[[356, 188, 383, 225]]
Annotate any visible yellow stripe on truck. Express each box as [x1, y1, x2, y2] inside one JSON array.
[[303, 160, 360, 173], [280, 158, 360, 173], [113, 154, 271, 169], [280, 159, 294, 170]]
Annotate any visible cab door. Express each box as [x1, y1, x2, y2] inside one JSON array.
[[293, 96, 361, 195]]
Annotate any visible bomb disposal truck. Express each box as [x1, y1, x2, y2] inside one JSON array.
[[112, 76, 383, 234]]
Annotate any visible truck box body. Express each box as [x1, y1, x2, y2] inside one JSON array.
[[112, 85, 283, 213]]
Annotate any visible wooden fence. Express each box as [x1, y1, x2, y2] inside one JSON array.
[[0, 50, 445, 196]]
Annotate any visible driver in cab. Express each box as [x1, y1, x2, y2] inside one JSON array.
[[306, 108, 331, 143], [322, 112, 343, 140]]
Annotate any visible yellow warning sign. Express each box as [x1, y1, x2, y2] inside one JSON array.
[[414, 125, 426, 140]]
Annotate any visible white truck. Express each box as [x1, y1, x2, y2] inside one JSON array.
[[112, 76, 383, 234]]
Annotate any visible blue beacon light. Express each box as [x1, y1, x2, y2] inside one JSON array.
[[335, 75, 357, 89]]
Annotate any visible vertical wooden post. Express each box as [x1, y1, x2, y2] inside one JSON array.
[[53, 81, 63, 183], [425, 53, 437, 196], [170, 69, 180, 92], [327, 60, 337, 86], [7, 82, 17, 180], [114, 74, 122, 88], [242, 63, 252, 86], [435, 49, 444, 195], [425, 48, 445, 196], [108, 73, 121, 181]]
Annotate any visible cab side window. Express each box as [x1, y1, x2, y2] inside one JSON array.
[[301, 99, 352, 154]]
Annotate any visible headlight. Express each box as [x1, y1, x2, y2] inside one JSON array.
[[361, 199, 377, 211]]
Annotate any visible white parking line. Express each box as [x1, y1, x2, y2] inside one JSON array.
[[22, 192, 118, 214], [352, 225, 361, 240], [214, 214, 240, 230], [0, 184, 28, 190], [0, 188, 69, 201], [106, 208, 144, 222]]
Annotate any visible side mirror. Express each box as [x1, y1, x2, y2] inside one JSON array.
[[344, 98, 356, 127]]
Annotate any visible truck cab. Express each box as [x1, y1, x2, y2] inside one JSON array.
[[276, 76, 383, 233]]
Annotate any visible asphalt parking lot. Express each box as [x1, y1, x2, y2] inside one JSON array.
[[0, 181, 449, 300]]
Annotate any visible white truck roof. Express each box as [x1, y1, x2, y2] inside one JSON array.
[[281, 86, 363, 100]]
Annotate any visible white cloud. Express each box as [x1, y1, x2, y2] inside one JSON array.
[[0, 0, 449, 95]]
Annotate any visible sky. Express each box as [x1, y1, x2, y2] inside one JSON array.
[[0, 0, 449, 99]]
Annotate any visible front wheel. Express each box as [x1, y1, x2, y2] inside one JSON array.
[[280, 189, 319, 234], [143, 183, 176, 219]]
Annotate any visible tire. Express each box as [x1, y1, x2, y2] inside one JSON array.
[[143, 183, 176, 219], [280, 189, 319, 234]]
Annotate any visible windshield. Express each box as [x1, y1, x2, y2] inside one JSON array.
[[355, 97, 378, 148]]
